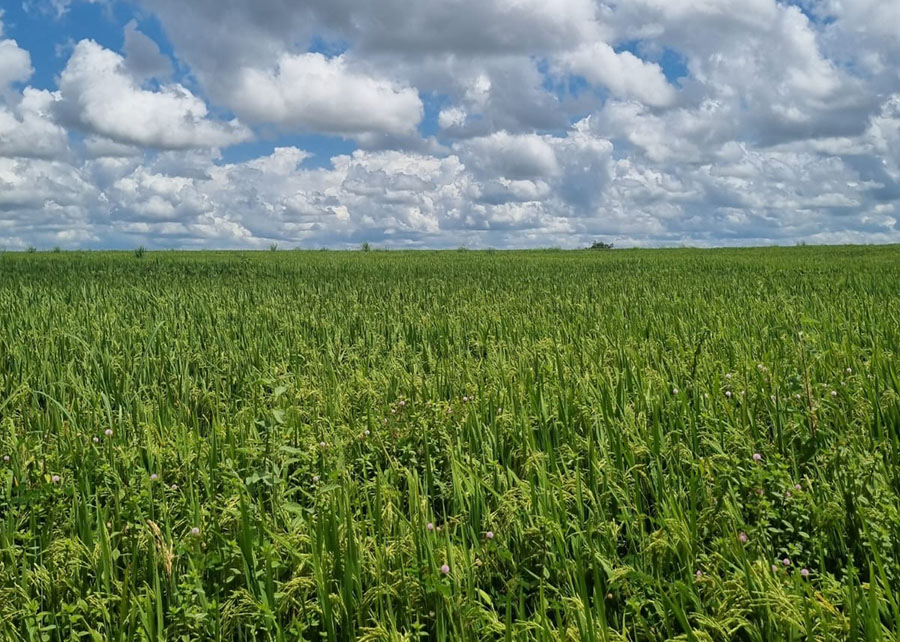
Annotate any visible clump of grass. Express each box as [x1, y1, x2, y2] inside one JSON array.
[[0, 246, 898, 640]]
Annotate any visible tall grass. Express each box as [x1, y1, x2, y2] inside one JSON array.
[[0, 247, 899, 640]]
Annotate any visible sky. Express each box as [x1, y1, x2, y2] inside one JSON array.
[[0, 0, 898, 249]]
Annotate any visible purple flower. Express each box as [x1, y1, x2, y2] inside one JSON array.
[[771, 564, 779, 572], [426, 522, 434, 532], [800, 568, 810, 577], [399, 400, 406, 407], [485, 531, 494, 540], [782, 558, 791, 566], [440, 564, 450, 575], [51, 474, 60, 483], [738, 532, 748, 544], [170, 483, 178, 490], [794, 483, 802, 491], [752, 453, 762, 462], [436, 526, 442, 532], [150, 474, 158, 481]]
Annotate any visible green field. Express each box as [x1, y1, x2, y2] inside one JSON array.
[[1, 247, 899, 641]]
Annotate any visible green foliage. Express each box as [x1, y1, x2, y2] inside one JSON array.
[[134, 245, 146, 259], [0, 246, 899, 641]]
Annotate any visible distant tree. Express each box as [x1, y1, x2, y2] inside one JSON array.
[[360, 242, 371, 252], [269, 243, 278, 252], [26, 246, 37, 253], [589, 240, 614, 250], [53, 246, 62, 253], [134, 246, 146, 258]]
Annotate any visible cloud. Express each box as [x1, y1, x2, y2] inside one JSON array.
[[556, 42, 675, 107], [56, 39, 251, 149], [226, 53, 423, 136], [0, 0, 898, 249], [122, 20, 172, 80], [0, 24, 33, 89], [0, 88, 70, 159]]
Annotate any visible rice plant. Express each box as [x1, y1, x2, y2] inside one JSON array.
[[0, 246, 898, 641]]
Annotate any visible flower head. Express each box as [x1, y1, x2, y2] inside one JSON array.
[[319, 441, 326, 448], [485, 530, 494, 540], [800, 568, 810, 577], [672, 387, 679, 394], [2, 455, 8, 462], [725, 390, 732, 398], [51, 474, 60, 483], [695, 570, 703, 579], [782, 558, 791, 566], [170, 483, 178, 490], [771, 564, 779, 572], [752, 453, 762, 462], [426, 522, 434, 532], [92, 436, 99, 443], [794, 483, 802, 491], [738, 531, 748, 544], [150, 473, 158, 481], [312, 475, 320, 483], [105, 429, 113, 437], [440, 564, 450, 575], [190, 527, 201, 537]]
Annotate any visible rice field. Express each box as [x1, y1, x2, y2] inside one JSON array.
[[1, 246, 899, 641]]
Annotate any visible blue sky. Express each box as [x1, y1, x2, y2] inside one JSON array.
[[0, 0, 898, 249]]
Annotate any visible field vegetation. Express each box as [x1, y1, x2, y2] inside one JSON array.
[[1, 247, 899, 641]]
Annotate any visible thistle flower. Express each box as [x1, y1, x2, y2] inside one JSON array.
[[319, 441, 326, 448], [782, 558, 791, 566], [771, 564, 778, 572], [105, 429, 113, 437], [436, 526, 442, 532], [51, 474, 60, 483], [150, 474, 158, 481], [399, 400, 406, 407], [846, 367, 852, 374], [440, 564, 450, 575], [92, 436, 99, 443], [426, 522, 434, 531], [830, 390, 837, 397], [312, 475, 320, 483], [462, 396, 468, 402], [364, 429, 370, 436], [672, 387, 679, 394], [738, 531, 748, 543], [725, 390, 732, 398], [752, 453, 762, 462], [800, 568, 810, 577], [485, 530, 494, 540], [695, 570, 703, 579], [170, 483, 178, 490], [2, 455, 8, 462], [190, 527, 201, 537], [794, 483, 802, 491]]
